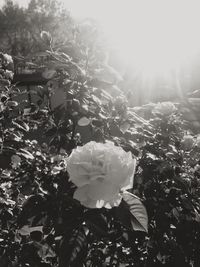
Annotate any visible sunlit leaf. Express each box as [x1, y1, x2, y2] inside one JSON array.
[[122, 191, 148, 233], [17, 225, 43, 236], [11, 154, 21, 168], [38, 243, 56, 259], [17, 149, 34, 160], [42, 68, 56, 79], [17, 225, 32, 236], [23, 108, 31, 115], [78, 117, 91, 126], [12, 120, 29, 132], [120, 121, 130, 133], [7, 101, 18, 107]]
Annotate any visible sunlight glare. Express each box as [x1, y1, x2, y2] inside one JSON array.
[[65, 0, 200, 79], [102, 0, 200, 78]]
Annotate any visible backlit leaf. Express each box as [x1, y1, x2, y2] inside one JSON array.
[[17, 149, 34, 160], [122, 191, 148, 233], [78, 117, 91, 126], [12, 120, 29, 132]]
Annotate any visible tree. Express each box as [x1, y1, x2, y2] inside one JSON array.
[[0, 0, 75, 56], [0, 0, 27, 55]]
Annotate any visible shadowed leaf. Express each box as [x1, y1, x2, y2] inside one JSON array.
[[59, 225, 88, 267]]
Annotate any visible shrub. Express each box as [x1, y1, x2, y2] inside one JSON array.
[[0, 40, 200, 267]]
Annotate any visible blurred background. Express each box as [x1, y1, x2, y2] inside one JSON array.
[[1, 0, 200, 106]]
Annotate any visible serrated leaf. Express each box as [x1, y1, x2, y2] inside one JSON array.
[[78, 117, 91, 126], [122, 191, 148, 233]]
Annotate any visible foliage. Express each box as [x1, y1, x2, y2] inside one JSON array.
[[0, 27, 200, 267], [0, 0, 74, 55]]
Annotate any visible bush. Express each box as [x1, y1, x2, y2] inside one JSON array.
[[0, 39, 200, 267]]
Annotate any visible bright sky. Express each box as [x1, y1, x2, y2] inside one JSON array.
[[0, 0, 120, 19], [0, 0, 112, 16], [1, 0, 200, 80]]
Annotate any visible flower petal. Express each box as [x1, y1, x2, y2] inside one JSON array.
[[67, 141, 137, 209]]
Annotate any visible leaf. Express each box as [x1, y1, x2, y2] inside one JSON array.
[[12, 120, 29, 132], [122, 191, 148, 233], [120, 142, 140, 157], [114, 201, 132, 230], [23, 108, 31, 115], [42, 69, 56, 79], [59, 225, 88, 267], [45, 126, 57, 136], [38, 242, 56, 259], [0, 196, 15, 206], [109, 122, 123, 137], [7, 131, 22, 142], [17, 225, 30, 236], [17, 225, 43, 236], [11, 154, 21, 168], [92, 119, 103, 128], [17, 148, 34, 160], [78, 117, 91, 126], [84, 210, 108, 237], [194, 208, 200, 222], [7, 101, 18, 107], [120, 121, 131, 133], [18, 195, 47, 226], [29, 226, 43, 233]]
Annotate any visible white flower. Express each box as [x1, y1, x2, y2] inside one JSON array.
[[153, 102, 177, 116], [67, 141, 136, 209]]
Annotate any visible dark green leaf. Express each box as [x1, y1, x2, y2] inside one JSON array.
[[59, 225, 88, 267], [84, 210, 108, 237]]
